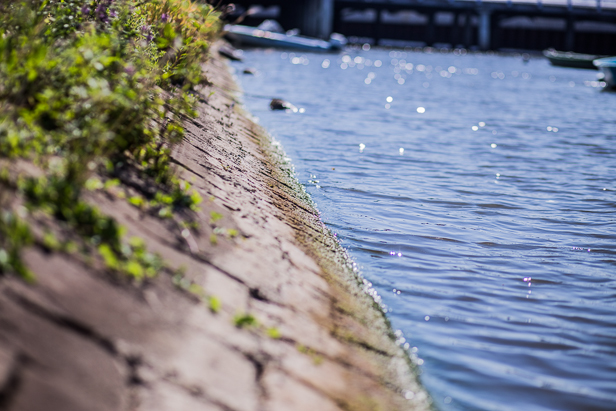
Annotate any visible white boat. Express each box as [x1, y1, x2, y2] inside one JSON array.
[[224, 20, 346, 52], [593, 57, 616, 89], [543, 49, 601, 70]]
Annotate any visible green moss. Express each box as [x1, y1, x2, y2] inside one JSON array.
[[296, 343, 324, 365], [208, 296, 221, 313], [233, 313, 258, 329], [266, 327, 281, 339], [209, 211, 223, 223]]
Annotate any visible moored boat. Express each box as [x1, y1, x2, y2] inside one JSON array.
[[224, 21, 346, 52], [593, 57, 616, 89], [543, 49, 602, 70]]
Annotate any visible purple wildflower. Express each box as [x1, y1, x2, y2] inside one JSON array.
[[124, 65, 136, 76], [95, 4, 107, 22], [161, 13, 168, 22]]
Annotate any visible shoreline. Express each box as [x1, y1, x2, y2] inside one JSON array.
[[0, 44, 430, 410]]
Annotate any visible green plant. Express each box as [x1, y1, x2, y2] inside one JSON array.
[[233, 313, 258, 329], [0, 211, 34, 281], [266, 327, 281, 339], [0, 0, 220, 280], [208, 296, 221, 313]]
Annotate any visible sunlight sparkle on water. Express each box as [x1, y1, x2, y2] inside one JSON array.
[[234, 48, 616, 411]]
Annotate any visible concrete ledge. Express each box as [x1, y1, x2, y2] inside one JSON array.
[[0, 44, 431, 411]]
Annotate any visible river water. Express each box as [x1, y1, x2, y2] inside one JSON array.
[[230, 47, 616, 411]]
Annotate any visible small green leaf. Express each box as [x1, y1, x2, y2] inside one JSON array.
[[234, 313, 258, 328], [208, 296, 221, 313], [104, 179, 120, 190], [43, 231, 60, 250], [125, 260, 144, 279], [0, 249, 8, 265], [98, 244, 118, 269], [266, 327, 281, 339], [128, 196, 144, 207], [85, 177, 103, 191], [158, 207, 173, 218]]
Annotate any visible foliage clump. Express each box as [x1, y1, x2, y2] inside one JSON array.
[[0, 0, 220, 279]]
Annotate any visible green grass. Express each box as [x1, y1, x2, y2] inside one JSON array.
[[0, 0, 221, 280]]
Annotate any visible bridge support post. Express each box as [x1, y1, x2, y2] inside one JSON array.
[[374, 9, 383, 45], [565, 16, 575, 51], [279, 0, 333, 39], [426, 12, 436, 46], [491, 14, 501, 50], [464, 13, 474, 48], [451, 13, 460, 48], [316, 0, 334, 39], [478, 9, 491, 50]]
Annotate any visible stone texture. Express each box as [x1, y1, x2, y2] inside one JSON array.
[[0, 43, 431, 411]]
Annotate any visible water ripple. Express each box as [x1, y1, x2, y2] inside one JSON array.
[[236, 49, 616, 411]]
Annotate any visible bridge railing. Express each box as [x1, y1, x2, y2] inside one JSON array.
[[345, 0, 616, 10], [462, 0, 616, 10]]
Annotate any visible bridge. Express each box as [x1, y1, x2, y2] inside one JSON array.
[[223, 0, 616, 54]]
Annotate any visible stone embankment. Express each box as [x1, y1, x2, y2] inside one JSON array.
[[0, 45, 431, 411]]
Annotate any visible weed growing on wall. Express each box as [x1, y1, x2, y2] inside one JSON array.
[[0, 0, 220, 279]]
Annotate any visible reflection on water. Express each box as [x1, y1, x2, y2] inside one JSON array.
[[232, 48, 616, 411]]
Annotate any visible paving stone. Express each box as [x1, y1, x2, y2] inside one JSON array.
[[262, 369, 343, 411]]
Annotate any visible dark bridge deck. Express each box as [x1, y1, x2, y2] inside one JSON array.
[[224, 0, 616, 54]]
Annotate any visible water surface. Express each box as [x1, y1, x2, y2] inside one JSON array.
[[231, 48, 616, 411]]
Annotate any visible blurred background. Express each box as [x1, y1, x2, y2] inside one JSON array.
[[221, 0, 616, 54]]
